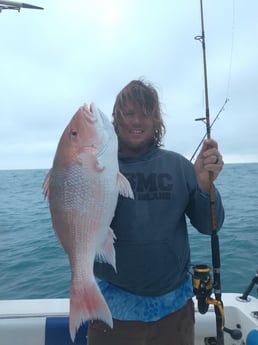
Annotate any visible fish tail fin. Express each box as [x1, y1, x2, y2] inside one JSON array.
[[69, 280, 113, 342]]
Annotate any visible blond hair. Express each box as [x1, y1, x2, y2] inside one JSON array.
[[112, 79, 166, 147]]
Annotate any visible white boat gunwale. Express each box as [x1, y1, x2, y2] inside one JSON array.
[[0, 292, 257, 345]]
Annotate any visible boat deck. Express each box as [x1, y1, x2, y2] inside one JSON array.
[[0, 293, 257, 345]]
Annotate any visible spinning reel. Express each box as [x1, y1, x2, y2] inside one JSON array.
[[192, 264, 242, 341], [192, 264, 213, 314]]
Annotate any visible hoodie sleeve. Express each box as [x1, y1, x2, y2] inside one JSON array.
[[186, 185, 225, 235]]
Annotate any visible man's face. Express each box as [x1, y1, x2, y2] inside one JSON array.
[[116, 101, 155, 157]]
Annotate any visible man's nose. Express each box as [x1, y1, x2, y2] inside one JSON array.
[[131, 113, 142, 124]]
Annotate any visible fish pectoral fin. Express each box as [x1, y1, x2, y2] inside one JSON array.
[[117, 172, 134, 199], [83, 146, 106, 171], [96, 228, 116, 271], [95, 157, 105, 171]]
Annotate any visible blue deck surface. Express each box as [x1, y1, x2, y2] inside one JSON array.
[[45, 317, 88, 345]]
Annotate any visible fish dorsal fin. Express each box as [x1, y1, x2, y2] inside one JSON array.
[[42, 169, 52, 202], [117, 172, 134, 199]]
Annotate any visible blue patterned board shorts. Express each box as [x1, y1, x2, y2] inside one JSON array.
[[98, 275, 194, 321]]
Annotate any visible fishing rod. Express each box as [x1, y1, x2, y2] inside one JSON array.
[[193, 3, 242, 342], [190, 98, 229, 162], [194, 1, 225, 344]]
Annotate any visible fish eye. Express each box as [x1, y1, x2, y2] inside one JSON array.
[[70, 129, 77, 137]]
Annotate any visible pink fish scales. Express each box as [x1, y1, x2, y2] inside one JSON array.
[[43, 103, 134, 342]]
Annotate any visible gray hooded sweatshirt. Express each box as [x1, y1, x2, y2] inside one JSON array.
[[94, 146, 224, 296]]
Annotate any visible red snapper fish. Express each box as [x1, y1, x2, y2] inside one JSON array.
[[43, 103, 134, 342]]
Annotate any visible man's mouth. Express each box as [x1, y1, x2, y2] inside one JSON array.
[[130, 129, 143, 134]]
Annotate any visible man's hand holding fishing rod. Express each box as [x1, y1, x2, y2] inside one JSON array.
[[194, 138, 224, 192]]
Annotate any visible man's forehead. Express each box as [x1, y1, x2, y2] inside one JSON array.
[[123, 100, 142, 112]]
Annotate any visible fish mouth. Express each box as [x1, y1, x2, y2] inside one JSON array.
[[89, 103, 94, 113], [90, 102, 113, 133], [88, 102, 112, 158], [82, 103, 97, 123]]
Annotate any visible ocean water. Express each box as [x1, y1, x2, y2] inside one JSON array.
[[0, 164, 257, 300]]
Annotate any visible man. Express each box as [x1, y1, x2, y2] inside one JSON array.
[[87, 79, 224, 345]]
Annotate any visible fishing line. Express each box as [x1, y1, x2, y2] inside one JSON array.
[[190, 98, 228, 162], [226, 0, 236, 100], [191, 0, 235, 163]]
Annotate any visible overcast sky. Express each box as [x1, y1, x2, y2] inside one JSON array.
[[1, 0, 257, 170]]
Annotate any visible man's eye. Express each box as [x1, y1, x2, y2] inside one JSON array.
[[125, 112, 134, 116]]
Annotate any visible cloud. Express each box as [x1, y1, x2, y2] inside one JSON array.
[[0, 0, 257, 169]]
